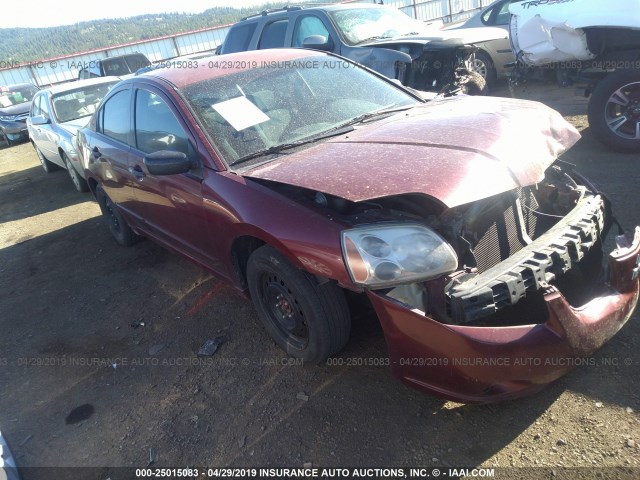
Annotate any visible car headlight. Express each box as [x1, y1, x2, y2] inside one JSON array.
[[341, 224, 458, 287], [0, 115, 16, 122]]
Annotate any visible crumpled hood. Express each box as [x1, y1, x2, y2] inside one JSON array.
[[243, 96, 580, 208], [365, 26, 508, 47], [0, 102, 30, 117]]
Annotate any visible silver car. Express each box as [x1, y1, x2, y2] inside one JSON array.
[[27, 77, 120, 192], [450, 0, 519, 86], [0, 428, 20, 480]]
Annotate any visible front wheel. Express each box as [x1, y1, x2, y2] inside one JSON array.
[[95, 185, 139, 246], [0, 129, 12, 148], [460, 70, 488, 96], [471, 50, 497, 88], [246, 245, 351, 362], [63, 153, 89, 193], [588, 70, 640, 152], [35, 145, 58, 172]]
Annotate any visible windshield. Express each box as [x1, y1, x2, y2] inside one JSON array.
[[0, 85, 38, 107], [183, 55, 418, 165], [52, 82, 118, 123], [330, 7, 428, 45]]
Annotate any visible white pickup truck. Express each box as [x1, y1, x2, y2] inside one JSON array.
[[509, 0, 640, 152]]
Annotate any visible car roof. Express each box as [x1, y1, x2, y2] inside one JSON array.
[[138, 49, 325, 88], [44, 76, 121, 96], [2, 83, 38, 90], [240, 3, 393, 21]]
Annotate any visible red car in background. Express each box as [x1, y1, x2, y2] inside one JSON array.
[[76, 49, 640, 403]]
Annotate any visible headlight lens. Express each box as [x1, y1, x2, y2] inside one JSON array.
[[341, 225, 458, 287], [0, 115, 16, 121]]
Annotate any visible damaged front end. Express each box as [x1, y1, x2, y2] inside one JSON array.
[[347, 163, 639, 402]]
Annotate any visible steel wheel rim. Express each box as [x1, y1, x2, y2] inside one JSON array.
[[103, 196, 121, 234], [259, 272, 309, 349], [604, 81, 640, 140]]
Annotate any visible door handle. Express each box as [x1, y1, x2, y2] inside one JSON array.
[[129, 165, 146, 180], [91, 146, 102, 159]]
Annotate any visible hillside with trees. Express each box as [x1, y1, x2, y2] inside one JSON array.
[[0, 3, 313, 63]]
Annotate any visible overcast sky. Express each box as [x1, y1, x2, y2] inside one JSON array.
[[0, 0, 267, 28]]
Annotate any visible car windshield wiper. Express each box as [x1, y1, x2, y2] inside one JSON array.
[[334, 105, 414, 130], [230, 125, 355, 166]]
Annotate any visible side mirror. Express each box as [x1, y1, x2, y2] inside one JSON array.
[[144, 150, 192, 175], [30, 115, 50, 126], [302, 35, 333, 51]]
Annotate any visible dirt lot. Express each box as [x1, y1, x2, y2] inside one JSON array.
[[0, 81, 639, 480]]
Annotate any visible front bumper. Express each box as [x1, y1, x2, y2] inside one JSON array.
[[1, 121, 29, 141], [368, 227, 640, 403]]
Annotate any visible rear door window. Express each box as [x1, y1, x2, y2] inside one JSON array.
[[258, 20, 288, 49], [223, 22, 258, 53], [98, 89, 132, 144]]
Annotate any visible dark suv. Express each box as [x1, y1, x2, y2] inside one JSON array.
[[78, 53, 150, 80], [220, 4, 507, 95]]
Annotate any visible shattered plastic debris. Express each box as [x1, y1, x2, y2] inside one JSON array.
[[197, 336, 226, 356], [148, 447, 158, 466], [296, 392, 309, 401]]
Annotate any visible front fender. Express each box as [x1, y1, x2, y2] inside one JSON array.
[[341, 46, 412, 80]]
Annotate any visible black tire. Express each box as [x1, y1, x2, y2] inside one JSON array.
[[461, 70, 488, 96], [62, 152, 89, 193], [34, 144, 58, 172], [95, 185, 139, 246], [0, 129, 11, 148], [472, 50, 497, 88], [588, 70, 640, 153], [246, 245, 351, 362]]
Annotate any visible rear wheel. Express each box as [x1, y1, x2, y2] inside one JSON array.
[[588, 70, 640, 152], [62, 152, 89, 192], [246, 245, 351, 362], [95, 185, 139, 246], [35, 145, 58, 173]]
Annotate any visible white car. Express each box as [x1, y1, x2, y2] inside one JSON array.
[[448, 0, 520, 86], [27, 77, 120, 191]]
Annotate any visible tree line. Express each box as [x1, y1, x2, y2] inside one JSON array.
[[0, 3, 317, 63]]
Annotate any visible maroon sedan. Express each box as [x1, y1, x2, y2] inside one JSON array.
[[77, 49, 640, 403]]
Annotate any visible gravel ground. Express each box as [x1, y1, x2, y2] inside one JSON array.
[[0, 80, 638, 480]]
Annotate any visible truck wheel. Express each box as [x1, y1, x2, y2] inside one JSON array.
[[461, 71, 488, 96], [247, 245, 351, 363], [588, 70, 640, 152]]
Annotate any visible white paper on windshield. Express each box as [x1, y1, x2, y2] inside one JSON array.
[[212, 96, 270, 131]]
